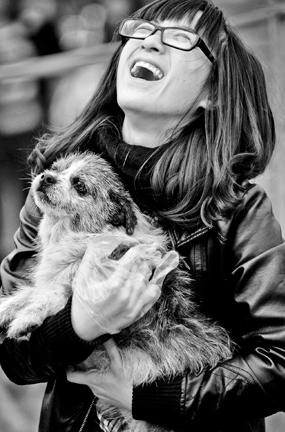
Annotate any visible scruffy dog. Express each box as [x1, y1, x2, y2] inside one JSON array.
[[0, 151, 233, 432]]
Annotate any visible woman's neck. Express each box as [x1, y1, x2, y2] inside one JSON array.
[[122, 114, 175, 148]]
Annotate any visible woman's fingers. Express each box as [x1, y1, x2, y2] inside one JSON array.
[[66, 366, 132, 410], [109, 260, 152, 310], [103, 338, 123, 367], [130, 283, 161, 322], [66, 369, 90, 385], [113, 258, 161, 326]]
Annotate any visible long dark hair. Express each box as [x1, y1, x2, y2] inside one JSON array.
[[29, 0, 275, 228]]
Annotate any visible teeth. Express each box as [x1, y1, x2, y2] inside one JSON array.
[[131, 61, 164, 80]]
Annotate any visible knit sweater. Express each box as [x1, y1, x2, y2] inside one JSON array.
[[93, 135, 159, 212]]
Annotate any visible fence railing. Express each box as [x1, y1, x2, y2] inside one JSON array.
[[0, 42, 118, 81]]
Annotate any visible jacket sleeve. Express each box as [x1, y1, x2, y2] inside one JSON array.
[[132, 185, 285, 428], [0, 190, 96, 384]]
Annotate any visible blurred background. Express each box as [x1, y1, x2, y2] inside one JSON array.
[[0, 0, 284, 431]]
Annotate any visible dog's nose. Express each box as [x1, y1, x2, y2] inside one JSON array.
[[40, 173, 56, 186]]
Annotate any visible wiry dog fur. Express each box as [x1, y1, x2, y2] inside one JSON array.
[[0, 151, 233, 432]]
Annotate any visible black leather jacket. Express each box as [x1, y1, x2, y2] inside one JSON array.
[[1, 183, 285, 432]]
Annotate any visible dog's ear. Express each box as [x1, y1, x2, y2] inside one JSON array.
[[108, 190, 137, 235]]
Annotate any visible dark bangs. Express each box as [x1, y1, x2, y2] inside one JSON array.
[[130, 0, 225, 53]]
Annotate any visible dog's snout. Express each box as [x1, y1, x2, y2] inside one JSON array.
[[40, 173, 56, 186]]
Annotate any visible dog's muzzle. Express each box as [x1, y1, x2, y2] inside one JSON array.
[[37, 173, 57, 192]]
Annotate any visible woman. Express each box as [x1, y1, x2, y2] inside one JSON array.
[[1, 1, 285, 431]]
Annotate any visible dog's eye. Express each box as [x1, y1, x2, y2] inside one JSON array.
[[71, 177, 87, 195]]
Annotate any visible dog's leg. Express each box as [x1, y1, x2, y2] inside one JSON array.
[[6, 287, 70, 337]]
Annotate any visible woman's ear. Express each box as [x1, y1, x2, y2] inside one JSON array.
[[198, 97, 213, 110]]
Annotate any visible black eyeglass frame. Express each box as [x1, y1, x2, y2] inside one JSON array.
[[118, 18, 215, 64]]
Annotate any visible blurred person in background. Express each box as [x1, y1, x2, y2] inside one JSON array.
[[1, 1, 285, 432], [19, 0, 61, 115], [20, 0, 61, 57]]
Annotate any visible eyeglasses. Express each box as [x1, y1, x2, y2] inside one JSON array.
[[118, 19, 215, 64]]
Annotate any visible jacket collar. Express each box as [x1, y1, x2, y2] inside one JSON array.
[[168, 222, 211, 249]]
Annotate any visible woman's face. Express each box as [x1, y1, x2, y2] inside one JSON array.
[[116, 14, 212, 125]]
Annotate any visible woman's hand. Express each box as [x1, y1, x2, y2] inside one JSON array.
[[66, 339, 132, 411], [72, 246, 161, 341]]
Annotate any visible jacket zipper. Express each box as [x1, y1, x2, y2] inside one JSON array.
[[79, 396, 97, 432]]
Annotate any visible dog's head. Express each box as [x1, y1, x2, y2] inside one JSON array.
[[32, 152, 137, 234]]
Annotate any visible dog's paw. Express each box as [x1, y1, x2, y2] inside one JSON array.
[[0, 296, 25, 328], [6, 309, 46, 338]]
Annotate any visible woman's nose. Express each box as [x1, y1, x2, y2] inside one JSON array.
[[141, 31, 165, 52]]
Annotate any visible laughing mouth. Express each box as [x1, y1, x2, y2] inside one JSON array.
[[130, 61, 164, 81]]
